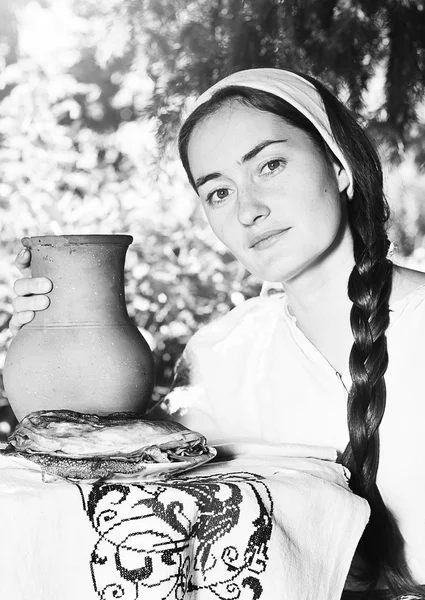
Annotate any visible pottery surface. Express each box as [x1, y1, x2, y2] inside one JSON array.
[[4, 234, 155, 420]]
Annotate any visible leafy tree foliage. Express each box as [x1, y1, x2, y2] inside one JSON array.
[[2, 1, 425, 157], [122, 0, 425, 165]]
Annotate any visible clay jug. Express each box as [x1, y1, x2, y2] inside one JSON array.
[[3, 234, 155, 421]]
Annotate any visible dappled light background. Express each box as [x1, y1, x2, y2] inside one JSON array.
[[0, 0, 424, 438]]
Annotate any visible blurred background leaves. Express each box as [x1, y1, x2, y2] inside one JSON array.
[[0, 0, 424, 437]]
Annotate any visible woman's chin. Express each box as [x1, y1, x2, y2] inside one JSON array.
[[249, 264, 299, 286]]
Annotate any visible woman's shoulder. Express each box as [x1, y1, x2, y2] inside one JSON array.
[[390, 265, 425, 308], [387, 265, 425, 336], [188, 292, 285, 347]]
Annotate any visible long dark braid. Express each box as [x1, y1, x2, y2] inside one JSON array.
[[178, 76, 425, 598], [300, 76, 423, 598]]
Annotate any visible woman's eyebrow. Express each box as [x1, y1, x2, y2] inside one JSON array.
[[195, 172, 222, 192], [194, 139, 288, 192], [240, 139, 288, 164]]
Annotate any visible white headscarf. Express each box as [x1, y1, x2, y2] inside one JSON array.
[[189, 68, 354, 199]]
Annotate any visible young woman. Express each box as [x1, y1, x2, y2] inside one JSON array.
[[9, 69, 425, 599]]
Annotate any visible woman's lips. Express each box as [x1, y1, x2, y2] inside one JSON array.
[[249, 228, 290, 250]]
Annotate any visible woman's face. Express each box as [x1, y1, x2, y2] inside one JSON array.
[[187, 101, 351, 284]]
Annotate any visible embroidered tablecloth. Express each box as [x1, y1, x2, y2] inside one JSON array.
[[0, 442, 369, 600]]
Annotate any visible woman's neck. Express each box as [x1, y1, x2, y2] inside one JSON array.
[[281, 240, 356, 374], [283, 239, 354, 315]]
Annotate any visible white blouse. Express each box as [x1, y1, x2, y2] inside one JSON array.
[[170, 283, 425, 583]]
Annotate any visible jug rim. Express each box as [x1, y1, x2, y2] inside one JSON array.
[[21, 234, 133, 247]]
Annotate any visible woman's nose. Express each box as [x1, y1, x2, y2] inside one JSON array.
[[237, 187, 270, 226]]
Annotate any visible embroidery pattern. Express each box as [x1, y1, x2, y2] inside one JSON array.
[[79, 472, 273, 599]]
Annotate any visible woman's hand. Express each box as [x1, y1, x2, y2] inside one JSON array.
[[9, 248, 53, 336]]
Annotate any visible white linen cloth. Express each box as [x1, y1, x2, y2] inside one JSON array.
[[0, 442, 369, 600], [165, 285, 425, 584]]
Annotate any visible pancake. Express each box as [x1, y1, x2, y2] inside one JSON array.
[[4, 409, 212, 481]]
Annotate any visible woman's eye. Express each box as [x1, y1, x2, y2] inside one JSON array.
[[206, 188, 231, 205], [261, 159, 285, 175]]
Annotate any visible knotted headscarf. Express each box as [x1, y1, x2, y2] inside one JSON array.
[[189, 68, 354, 199]]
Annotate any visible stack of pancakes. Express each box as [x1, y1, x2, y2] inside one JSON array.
[[4, 409, 210, 481]]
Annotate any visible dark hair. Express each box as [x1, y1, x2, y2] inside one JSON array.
[[178, 74, 424, 598]]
